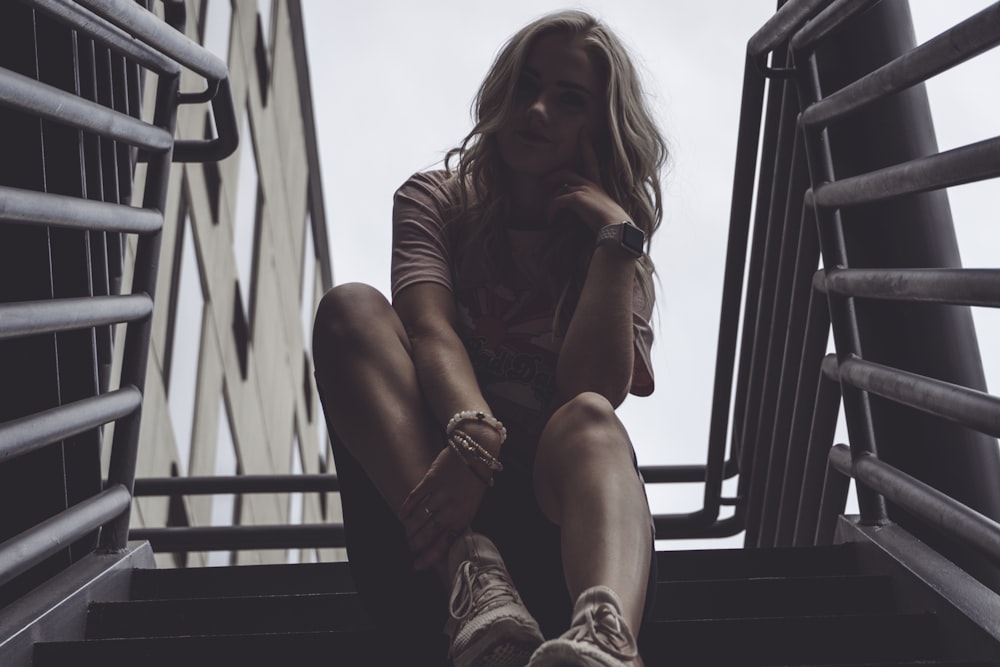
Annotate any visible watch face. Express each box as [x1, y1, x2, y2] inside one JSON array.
[[621, 223, 645, 254]]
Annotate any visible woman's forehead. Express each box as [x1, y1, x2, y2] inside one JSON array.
[[523, 33, 602, 94]]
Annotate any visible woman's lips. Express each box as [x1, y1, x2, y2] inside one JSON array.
[[515, 129, 551, 144]]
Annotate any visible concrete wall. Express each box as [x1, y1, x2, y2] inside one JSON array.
[[112, 0, 340, 568]]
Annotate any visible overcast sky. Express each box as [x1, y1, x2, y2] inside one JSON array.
[[300, 1, 999, 548]]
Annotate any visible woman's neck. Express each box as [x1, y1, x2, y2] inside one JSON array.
[[507, 177, 548, 230]]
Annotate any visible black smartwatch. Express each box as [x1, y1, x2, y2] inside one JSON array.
[[595, 221, 645, 258]]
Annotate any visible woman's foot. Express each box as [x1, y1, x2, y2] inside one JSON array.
[[445, 533, 545, 667], [528, 586, 642, 666]]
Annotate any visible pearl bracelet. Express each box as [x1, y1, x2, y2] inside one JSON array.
[[446, 410, 507, 444]]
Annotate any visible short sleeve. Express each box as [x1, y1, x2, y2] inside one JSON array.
[[390, 170, 457, 299], [630, 276, 655, 397]]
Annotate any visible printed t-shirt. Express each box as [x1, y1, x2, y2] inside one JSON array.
[[391, 170, 654, 450]]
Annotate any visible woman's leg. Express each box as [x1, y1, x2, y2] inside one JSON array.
[[314, 283, 544, 666], [312, 282, 440, 512], [313, 283, 451, 663], [532, 392, 653, 634]]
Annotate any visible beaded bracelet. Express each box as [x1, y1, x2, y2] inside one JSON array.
[[449, 429, 504, 472], [446, 410, 507, 445], [446, 438, 495, 487]]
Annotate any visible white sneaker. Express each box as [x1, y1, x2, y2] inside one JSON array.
[[445, 533, 545, 667], [528, 586, 640, 666]]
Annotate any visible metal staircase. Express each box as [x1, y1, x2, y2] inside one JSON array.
[[3, 1, 1000, 666], [26, 539, 1000, 665]]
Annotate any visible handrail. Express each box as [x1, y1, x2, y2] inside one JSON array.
[[129, 524, 346, 553], [829, 445, 1000, 565], [825, 355, 1000, 439], [68, 0, 239, 162], [818, 268, 1000, 307], [790, 0, 881, 51], [24, 0, 182, 76], [783, 0, 1000, 588], [812, 136, 1000, 208], [0, 485, 131, 589], [0, 0, 237, 590], [0, 184, 163, 233], [133, 474, 341, 495], [0, 295, 153, 340], [77, 0, 228, 80], [799, 2, 1000, 127], [0, 67, 173, 152], [0, 387, 142, 463], [748, 0, 831, 58]]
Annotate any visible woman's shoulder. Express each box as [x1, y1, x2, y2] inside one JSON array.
[[395, 169, 463, 206]]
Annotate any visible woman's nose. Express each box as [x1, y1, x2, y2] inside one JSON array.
[[526, 94, 549, 121]]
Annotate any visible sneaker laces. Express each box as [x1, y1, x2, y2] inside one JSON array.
[[562, 602, 638, 662], [449, 559, 520, 621]]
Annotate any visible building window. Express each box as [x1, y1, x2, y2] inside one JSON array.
[[301, 207, 318, 420], [258, 0, 274, 49], [208, 391, 241, 567], [233, 105, 261, 348], [300, 207, 317, 340], [255, 0, 273, 105], [287, 431, 305, 564], [166, 205, 205, 476], [200, 0, 232, 63], [202, 112, 222, 223]]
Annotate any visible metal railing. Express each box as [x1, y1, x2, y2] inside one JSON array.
[[2, 1, 999, 608], [116, 1, 1000, 569], [0, 0, 235, 591], [737, 0, 1000, 585]]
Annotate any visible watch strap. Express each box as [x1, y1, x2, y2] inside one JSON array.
[[596, 221, 644, 258]]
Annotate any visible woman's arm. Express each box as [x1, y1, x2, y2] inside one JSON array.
[[547, 132, 644, 407], [555, 245, 638, 407], [393, 281, 502, 569], [394, 282, 495, 431]]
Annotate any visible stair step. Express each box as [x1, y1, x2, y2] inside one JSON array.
[[654, 574, 894, 619], [656, 544, 859, 581], [34, 624, 990, 667], [639, 613, 941, 665], [33, 631, 378, 666], [757, 664, 996, 667], [129, 561, 356, 599], [86, 592, 369, 639]]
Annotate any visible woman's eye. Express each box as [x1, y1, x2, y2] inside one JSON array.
[[559, 92, 587, 109], [515, 76, 539, 99]]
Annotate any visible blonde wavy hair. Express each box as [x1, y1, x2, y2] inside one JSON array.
[[444, 9, 668, 335]]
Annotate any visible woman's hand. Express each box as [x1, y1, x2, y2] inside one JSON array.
[[545, 129, 629, 233], [399, 443, 491, 570]]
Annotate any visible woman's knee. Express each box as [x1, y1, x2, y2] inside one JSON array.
[[312, 282, 401, 365], [534, 392, 638, 520], [541, 392, 620, 452], [536, 392, 635, 479]]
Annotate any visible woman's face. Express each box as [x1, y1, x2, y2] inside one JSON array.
[[497, 32, 605, 183]]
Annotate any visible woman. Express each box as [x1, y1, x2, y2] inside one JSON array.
[[313, 10, 667, 666]]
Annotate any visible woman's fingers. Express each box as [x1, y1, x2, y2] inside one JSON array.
[[399, 448, 486, 566], [399, 483, 425, 525]]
